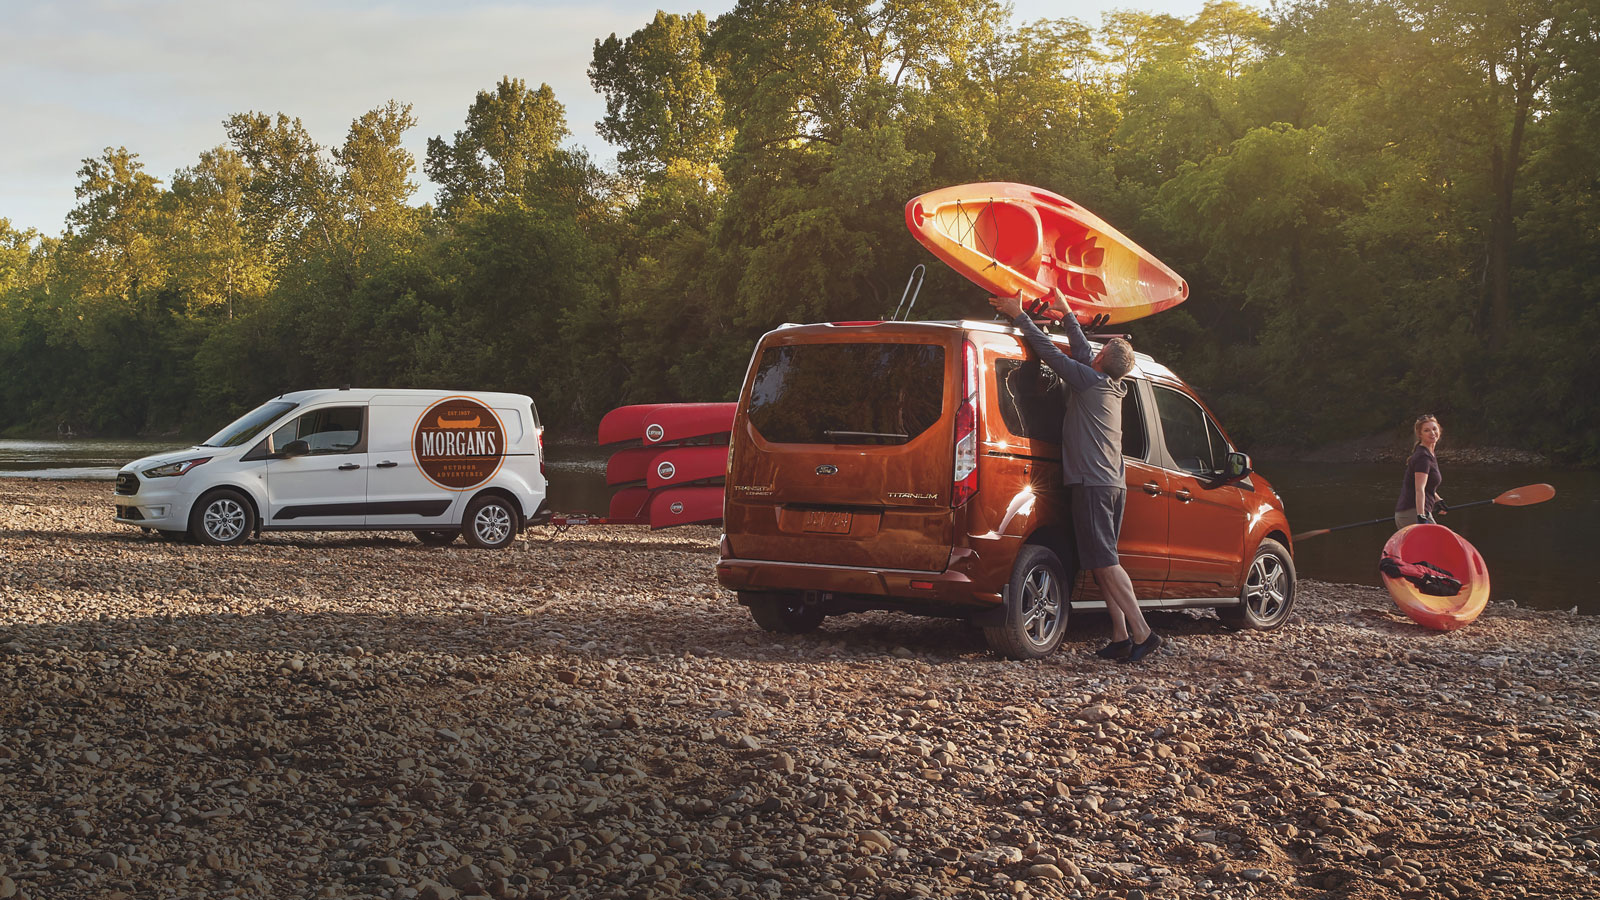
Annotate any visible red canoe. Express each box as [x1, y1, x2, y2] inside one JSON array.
[[645, 444, 729, 489], [605, 446, 661, 486], [608, 486, 652, 521], [598, 404, 675, 447], [641, 403, 736, 446], [905, 182, 1188, 325], [647, 485, 724, 528], [1380, 524, 1491, 631]]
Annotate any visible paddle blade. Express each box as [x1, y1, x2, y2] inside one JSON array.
[[1494, 483, 1555, 506], [1291, 528, 1331, 541]]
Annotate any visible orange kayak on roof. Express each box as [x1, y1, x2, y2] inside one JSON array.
[[1380, 524, 1491, 631], [905, 182, 1188, 325]]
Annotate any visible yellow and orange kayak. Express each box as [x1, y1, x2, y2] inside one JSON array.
[[905, 182, 1188, 325], [1380, 524, 1491, 631]]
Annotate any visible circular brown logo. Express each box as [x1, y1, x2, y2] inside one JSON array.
[[413, 397, 506, 490]]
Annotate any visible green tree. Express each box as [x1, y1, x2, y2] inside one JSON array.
[[164, 147, 270, 319], [425, 78, 568, 213], [591, 11, 731, 185]]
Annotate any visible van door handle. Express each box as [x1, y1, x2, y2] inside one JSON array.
[[338, 463, 361, 471], [376, 461, 398, 469], [1142, 482, 1162, 495], [1175, 488, 1192, 502]]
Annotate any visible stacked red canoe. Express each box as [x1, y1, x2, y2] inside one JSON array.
[[597, 403, 735, 528]]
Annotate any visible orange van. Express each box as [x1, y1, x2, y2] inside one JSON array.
[[716, 318, 1296, 658]]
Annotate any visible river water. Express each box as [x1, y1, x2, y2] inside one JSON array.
[[4, 439, 1593, 614]]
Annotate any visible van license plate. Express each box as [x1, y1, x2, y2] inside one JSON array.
[[802, 511, 852, 534]]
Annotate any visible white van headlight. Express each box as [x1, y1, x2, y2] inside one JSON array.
[[143, 457, 212, 478]]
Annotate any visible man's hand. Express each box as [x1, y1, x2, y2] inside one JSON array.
[[988, 290, 1025, 319]]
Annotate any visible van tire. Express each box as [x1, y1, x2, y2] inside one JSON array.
[[189, 489, 254, 547], [414, 530, 459, 547], [1220, 539, 1295, 630], [463, 495, 517, 549], [984, 544, 1069, 659], [743, 591, 825, 633]]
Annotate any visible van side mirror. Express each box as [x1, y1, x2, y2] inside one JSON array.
[[280, 440, 310, 459], [1224, 451, 1252, 481]]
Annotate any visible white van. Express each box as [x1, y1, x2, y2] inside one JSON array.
[[113, 388, 549, 549]]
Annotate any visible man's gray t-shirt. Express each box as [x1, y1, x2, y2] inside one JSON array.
[[1012, 313, 1127, 487]]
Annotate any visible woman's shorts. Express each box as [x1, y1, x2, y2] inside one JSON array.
[[1071, 484, 1126, 570]]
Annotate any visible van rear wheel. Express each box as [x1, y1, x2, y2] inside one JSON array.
[[463, 495, 517, 550], [742, 591, 825, 633], [984, 544, 1069, 659]]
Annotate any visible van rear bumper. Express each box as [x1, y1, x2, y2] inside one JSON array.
[[716, 537, 1001, 609]]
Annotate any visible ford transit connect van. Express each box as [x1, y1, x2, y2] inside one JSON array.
[[113, 389, 548, 549], [716, 319, 1295, 658]]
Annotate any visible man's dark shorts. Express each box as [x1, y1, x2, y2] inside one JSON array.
[[1071, 484, 1125, 570]]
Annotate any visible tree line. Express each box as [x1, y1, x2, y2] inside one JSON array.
[[2, 0, 1596, 463]]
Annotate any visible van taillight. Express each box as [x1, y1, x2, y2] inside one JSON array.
[[538, 429, 546, 477], [953, 339, 979, 506]]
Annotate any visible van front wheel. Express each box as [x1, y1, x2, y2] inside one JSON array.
[[742, 591, 825, 633], [984, 544, 1069, 659], [189, 489, 254, 547]]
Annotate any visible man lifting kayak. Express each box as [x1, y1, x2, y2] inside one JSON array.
[[989, 288, 1163, 662]]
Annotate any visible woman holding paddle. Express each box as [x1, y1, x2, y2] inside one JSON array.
[[1395, 414, 1446, 530]]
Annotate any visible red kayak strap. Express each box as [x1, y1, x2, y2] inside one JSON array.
[[1379, 555, 1463, 597]]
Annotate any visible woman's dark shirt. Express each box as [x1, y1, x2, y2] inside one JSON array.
[[1395, 445, 1442, 513]]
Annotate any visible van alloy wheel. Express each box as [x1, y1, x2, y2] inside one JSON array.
[[1244, 554, 1287, 620], [463, 495, 516, 549], [189, 489, 254, 547], [1222, 538, 1296, 631], [204, 500, 246, 542], [1019, 566, 1063, 646], [984, 544, 1069, 659]]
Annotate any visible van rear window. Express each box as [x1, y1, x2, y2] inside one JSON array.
[[748, 344, 945, 445]]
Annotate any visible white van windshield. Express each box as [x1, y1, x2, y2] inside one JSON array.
[[201, 401, 299, 448]]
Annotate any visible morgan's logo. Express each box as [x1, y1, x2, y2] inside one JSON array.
[[414, 397, 505, 490]]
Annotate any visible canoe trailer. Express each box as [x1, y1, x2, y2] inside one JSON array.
[[541, 403, 735, 532]]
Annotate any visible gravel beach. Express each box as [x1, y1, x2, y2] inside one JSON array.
[[2, 480, 1596, 900]]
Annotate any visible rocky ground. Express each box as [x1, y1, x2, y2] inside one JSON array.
[[1, 480, 1596, 900]]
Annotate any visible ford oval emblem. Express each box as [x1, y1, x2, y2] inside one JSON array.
[[657, 461, 676, 480], [816, 464, 838, 476], [645, 423, 665, 442]]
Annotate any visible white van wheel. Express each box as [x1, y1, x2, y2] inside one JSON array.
[[983, 544, 1069, 659], [190, 489, 254, 547], [464, 495, 516, 549]]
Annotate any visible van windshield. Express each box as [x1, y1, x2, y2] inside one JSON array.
[[201, 401, 298, 448], [748, 343, 945, 445]]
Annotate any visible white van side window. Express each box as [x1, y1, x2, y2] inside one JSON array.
[[272, 406, 365, 454]]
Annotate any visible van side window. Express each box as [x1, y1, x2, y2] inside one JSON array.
[[995, 357, 1064, 440], [994, 359, 1148, 462], [1154, 387, 1218, 475], [271, 406, 365, 455]]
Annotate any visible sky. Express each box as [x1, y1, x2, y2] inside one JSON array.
[[0, 0, 1209, 236]]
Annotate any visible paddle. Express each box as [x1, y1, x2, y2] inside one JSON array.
[[1292, 483, 1556, 542]]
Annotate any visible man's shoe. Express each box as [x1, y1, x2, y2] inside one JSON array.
[[1095, 639, 1132, 660], [1124, 632, 1163, 663]]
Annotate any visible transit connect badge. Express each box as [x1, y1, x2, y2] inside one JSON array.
[[413, 397, 506, 490]]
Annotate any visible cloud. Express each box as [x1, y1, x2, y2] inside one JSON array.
[[0, 0, 666, 233]]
